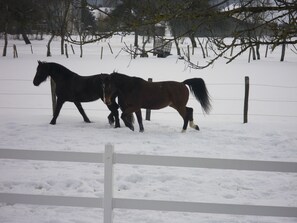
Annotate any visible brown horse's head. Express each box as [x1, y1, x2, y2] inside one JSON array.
[[101, 74, 116, 105]]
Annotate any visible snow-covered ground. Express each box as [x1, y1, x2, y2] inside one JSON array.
[[0, 35, 297, 223]]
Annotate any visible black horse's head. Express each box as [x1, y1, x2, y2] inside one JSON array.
[[101, 73, 117, 105], [33, 61, 49, 86]]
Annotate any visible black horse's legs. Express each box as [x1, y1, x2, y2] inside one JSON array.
[[107, 102, 120, 128], [135, 110, 144, 132], [107, 113, 114, 125], [50, 99, 64, 125], [187, 107, 199, 131], [74, 102, 91, 123]]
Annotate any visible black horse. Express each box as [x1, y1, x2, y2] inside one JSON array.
[[33, 61, 120, 126], [102, 72, 211, 132]]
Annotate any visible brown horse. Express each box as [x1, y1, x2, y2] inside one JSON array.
[[102, 72, 211, 132]]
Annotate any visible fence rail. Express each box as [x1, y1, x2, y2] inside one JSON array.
[[1, 145, 297, 222], [0, 193, 101, 208]]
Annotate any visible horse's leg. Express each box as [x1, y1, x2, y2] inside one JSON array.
[[187, 107, 199, 131], [135, 110, 144, 132], [121, 112, 134, 131], [107, 102, 120, 128], [107, 113, 114, 125], [50, 98, 64, 125], [74, 102, 91, 123], [182, 112, 189, 133], [173, 105, 188, 132]]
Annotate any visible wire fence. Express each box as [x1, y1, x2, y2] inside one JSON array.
[[1, 78, 297, 119]]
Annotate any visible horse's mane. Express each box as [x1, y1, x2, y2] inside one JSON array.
[[43, 62, 78, 77], [111, 72, 144, 82], [110, 72, 144, 90]]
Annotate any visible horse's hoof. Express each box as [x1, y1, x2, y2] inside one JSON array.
[[195, 125, 200, 131], [50, 120, 56, 125], [139, 129, 144, 133], [85, 120, 91, 123], [114, 125, 120, 128], [108, 116, 115, 125], [129, 126, 134, 131], [108, 119, 114, 125]]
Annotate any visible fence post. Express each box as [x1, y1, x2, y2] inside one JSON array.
[[50, 78, 57, 116], [243, 76, 250, 123], [104, 144, 114, 223], [101, 46, 104, 60], [65, 44, 69, 58], [13, 44, 18, 58], [145, 78, 153, 121]]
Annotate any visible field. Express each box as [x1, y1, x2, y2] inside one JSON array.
[[0, 35, 297, 223]]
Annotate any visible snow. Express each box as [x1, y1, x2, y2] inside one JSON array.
[[0, 35, 297, 223]]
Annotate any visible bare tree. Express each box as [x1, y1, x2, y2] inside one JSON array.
[[1, 0, 43, 56], [108, 0, 296, 67], [40, 0, 73, 55], [183, 0, 297, 68]]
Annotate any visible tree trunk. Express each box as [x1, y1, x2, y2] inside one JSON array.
[[134, 30, 139, 47], [2, 4, 8, 57], [189, 33, 197, 48], [2, 31, 8, 57], [197, 37, 206, 58], [256, 43, 260, 60], [280, 43, 286, 62], [47, 34, 55, 57], [61, 34, 65, 55], [171, 27, 181, 56], [251, 45, 256, 60], [174, 38, 181, 57], [79, 36, 83, 58], [22, 33, 31, 44]]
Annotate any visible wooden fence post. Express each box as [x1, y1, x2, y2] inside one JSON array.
[[13, 44, 18, 58], [100, 46, 104, 60], [243, 76, 250, 123], [104, 144, 114, 223], [145, 78, 153, 121], [50, 78, 57, 116], [65, 44, 69, 58]]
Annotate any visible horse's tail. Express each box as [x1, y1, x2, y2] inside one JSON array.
[[183, 78, 212, 114]]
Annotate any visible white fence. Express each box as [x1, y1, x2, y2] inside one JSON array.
[[1, 144, 297, 223]]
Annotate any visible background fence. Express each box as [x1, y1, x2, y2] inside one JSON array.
[[1, 76, 297, 122], [1, 144, 297, 223]]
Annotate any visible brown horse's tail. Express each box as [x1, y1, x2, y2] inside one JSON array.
[[183, 78, 212, 114]]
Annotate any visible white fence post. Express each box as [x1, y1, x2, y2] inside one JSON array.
[[104, 144, 114, 223]]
